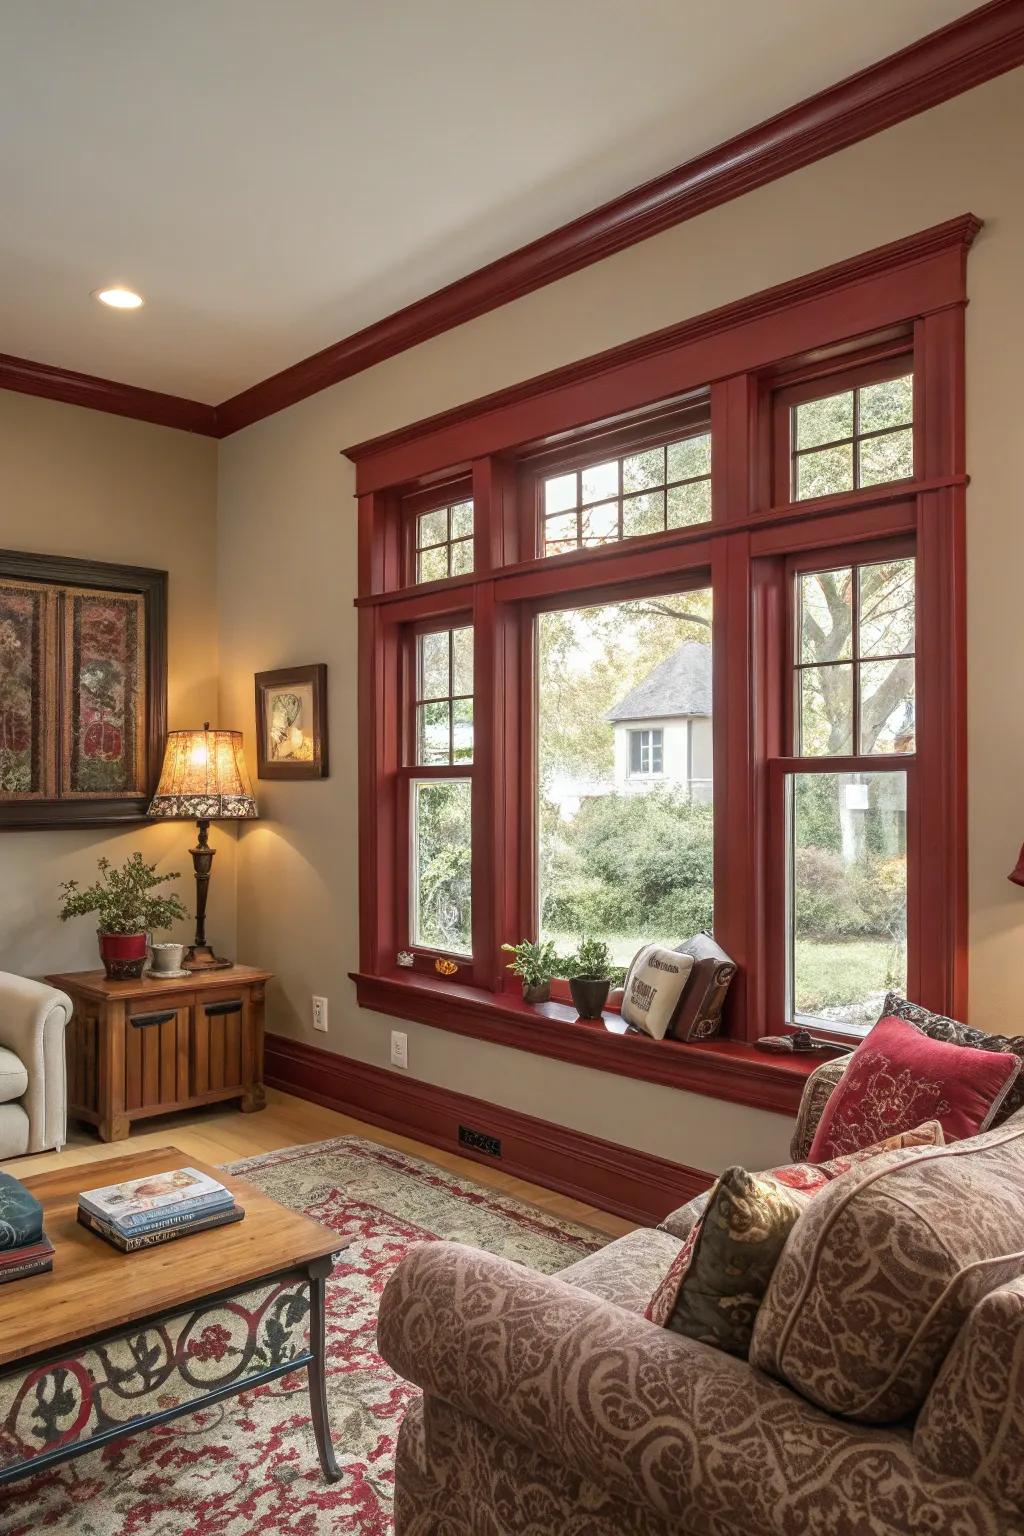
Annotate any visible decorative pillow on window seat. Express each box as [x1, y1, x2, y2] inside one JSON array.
[[645, 1122, 947, 1356], [808, 1015, 1021, 1162], [883, 990, 1024, 1124], [620, 945, 694, 1040]]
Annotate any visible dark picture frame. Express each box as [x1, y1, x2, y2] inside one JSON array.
[[0, 550, 167, 831], [255, 664, 329, 780]]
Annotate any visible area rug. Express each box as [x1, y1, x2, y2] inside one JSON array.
[[1, 1136, 601, 1536]]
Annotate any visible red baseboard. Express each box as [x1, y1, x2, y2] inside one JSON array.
[[264, 1032, 712, 1226]]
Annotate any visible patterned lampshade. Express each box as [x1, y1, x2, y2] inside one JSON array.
[[148, 726, 258, 821]]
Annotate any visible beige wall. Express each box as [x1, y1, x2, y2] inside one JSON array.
[[0, 390, 233, 978], [211, 66, 1023, 1175]]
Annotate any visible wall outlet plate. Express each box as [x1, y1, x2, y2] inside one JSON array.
[[312, 996, 328, 1033], [390, 1030, 408, 1069]]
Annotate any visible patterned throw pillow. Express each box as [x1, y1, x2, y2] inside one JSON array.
[[809, 1016, 1020, 1162], [620, 946, 694, 1040], [646, 1123, 946, 1357], [883, 990, 1024, 1124], [644, 1166, 817, 1356]]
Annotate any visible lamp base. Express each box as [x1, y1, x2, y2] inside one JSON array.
[[184, 944, 233, 972]]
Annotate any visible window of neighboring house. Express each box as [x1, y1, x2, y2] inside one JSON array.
[[407, 625, 473, 957], [541, 432, 711, 556], [415, 499, 474, 583], [629, 728, 664, 776], [536, 588, 713, 970], [784, 554, 915, 1034], [791, 372, 913, 501]]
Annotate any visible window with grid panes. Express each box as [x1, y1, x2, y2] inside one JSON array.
[[792, 374, 913, 501], [408, 625, 474, 956], [542, 432, 711, 555], [785, 556, 915, 1032], [415, 499, 474, 583]]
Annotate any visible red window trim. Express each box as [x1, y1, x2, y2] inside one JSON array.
[[352, 221, 971, 1107]]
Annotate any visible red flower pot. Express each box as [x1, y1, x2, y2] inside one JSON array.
[[98, 931, 147, 980]]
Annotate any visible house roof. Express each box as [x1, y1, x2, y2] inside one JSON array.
[[606, 641, 712, 723]]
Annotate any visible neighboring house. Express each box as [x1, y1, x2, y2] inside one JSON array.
[[606, 641, 712, 802]]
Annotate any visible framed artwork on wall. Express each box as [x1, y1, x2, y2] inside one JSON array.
[[0, 550, 167, 830], [255, 664, 329, 780]]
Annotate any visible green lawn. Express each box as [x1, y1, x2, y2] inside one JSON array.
[[795, 936, 903, 1022]]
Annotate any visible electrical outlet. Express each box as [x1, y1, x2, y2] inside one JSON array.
[[390, 1030, 408, 1069], [312, 996, 328, 1033]]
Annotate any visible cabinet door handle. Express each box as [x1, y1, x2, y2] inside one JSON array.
[[131, 1010, 176, 1029], [204, 999, 242, 1018]]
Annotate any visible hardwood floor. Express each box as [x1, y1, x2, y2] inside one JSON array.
[[2, 1087, 635, 1239]]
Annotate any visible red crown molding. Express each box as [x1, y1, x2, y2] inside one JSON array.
[[0, 351, 218, 437], [264, 1031, 714, 1225], [216, 0, 1019, 436], [0, 1, 1018, 440], [344, 213, 980, 491]]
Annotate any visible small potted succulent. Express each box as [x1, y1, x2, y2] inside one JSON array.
[[566, 937, 615, 1020], [501, 938, 560, 1004], [59, 853, 188, 980]]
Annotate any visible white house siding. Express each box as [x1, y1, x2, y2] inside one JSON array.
[[612, 716, 712, 801]]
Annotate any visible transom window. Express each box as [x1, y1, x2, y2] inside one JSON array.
[[629, 728, 664, 776], [792, 373, 913, 500], [542, 432, 711, 556], [415, 499, 474, 583]]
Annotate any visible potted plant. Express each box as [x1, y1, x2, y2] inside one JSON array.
[[566, 937, 615, 1019], [59, 853, 188, 979], [501, 938, 560, 1004]]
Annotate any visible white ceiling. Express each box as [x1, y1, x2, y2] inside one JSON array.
[[0, 0, 979, 404]]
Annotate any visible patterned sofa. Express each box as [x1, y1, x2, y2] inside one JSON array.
[[378, 1058, 1024, 1536]]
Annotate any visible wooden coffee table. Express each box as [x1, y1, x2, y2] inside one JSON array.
[[0, 1147, 346, 1486]]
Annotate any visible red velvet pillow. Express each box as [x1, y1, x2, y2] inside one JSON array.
[[809, 1015, 1021, 1162]]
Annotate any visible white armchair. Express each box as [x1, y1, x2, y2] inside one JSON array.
[[0, 973, 73, 1158]]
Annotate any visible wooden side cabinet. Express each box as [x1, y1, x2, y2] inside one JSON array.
[[47, 965, 272, 1143]]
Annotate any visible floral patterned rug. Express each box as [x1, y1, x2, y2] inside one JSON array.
[[2, 1136, 601, 1536]]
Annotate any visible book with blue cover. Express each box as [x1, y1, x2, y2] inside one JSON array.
[[0, 1171, 44, 1251], [108, 1189, 235, 1236]]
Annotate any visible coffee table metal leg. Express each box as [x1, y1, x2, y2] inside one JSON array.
[[307, 1259, 341, 1481]]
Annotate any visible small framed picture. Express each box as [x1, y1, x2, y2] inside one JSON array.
[[255, 664, 328, 780]]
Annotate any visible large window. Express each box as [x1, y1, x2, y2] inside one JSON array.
[[353, 218, 971, 1096], [536, 591, 713, 967]]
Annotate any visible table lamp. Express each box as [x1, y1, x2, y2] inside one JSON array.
[[148, 723, 258, 970]]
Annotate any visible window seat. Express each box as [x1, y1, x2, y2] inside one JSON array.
[[351, 969, 821, 1115]]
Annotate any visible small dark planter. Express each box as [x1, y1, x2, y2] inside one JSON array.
[[521, 981, 551, 1005], [98, 931, 148, 980], [569, 976, 611, 1020]]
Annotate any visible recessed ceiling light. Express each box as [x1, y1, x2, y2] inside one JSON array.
[[94, 287, 145, 310]]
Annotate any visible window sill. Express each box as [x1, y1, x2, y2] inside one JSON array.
[[350, 969, 822, 1116]]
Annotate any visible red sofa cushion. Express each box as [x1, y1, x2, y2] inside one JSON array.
[[809, 1015, 1020, 1162]]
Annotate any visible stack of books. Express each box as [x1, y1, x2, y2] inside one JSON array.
[[77, 1166, 244, 1253], [0, 1171, 53, 1284]]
